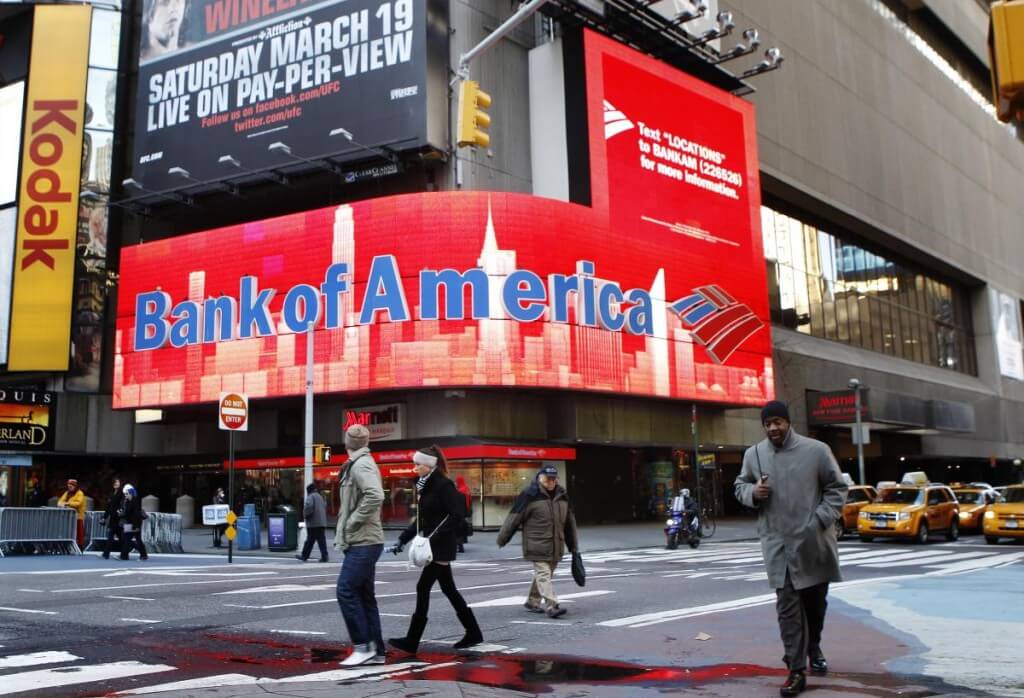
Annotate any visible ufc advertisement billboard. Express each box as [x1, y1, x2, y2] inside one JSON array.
[[114, 30, 772, 409], [131, 0, 445, 191]]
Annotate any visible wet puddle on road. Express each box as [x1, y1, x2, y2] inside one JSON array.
[[115, 631, 955, 696]]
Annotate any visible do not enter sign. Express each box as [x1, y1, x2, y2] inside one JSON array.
[[219, 392, 249, 431]]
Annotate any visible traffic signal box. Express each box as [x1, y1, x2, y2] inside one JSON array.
[[990, 0, 1024, 122], [457, 80, 492, 148], [313, 444, 332, 464]]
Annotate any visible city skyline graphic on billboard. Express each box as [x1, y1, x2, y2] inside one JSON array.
[[114, 30, 772, 409]]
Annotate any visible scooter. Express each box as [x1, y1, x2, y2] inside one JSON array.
[[664, 496, 701, 549]]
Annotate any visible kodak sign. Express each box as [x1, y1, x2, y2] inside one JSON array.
[[8, 5, 92, 371]]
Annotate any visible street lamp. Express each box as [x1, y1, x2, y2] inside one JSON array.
[[218, 154, 289, 185], [328, 127, 399, 164], [268, 141, 341, 175], [849, 378, 866, 485]]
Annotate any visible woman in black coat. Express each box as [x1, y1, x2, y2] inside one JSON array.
[[388, 446, 482, 654], [119, 484, 149, 561]]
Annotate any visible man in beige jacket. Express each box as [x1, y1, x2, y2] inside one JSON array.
[[333, 424, 385, 667]]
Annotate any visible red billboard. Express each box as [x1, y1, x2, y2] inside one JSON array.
[[113, 30, 772, 409]]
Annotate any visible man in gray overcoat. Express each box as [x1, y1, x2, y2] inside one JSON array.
[[735, 400, 848, 697]]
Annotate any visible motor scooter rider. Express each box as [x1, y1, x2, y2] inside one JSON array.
[[672, 489, 699, 533]]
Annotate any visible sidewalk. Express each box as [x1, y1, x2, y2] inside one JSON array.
[[181, 517, 760, 559]]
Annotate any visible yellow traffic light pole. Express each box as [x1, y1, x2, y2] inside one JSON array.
[[990, 0, 1024, 123], [452, 0, 550, 151]]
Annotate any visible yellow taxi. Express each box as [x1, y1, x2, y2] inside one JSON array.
[[858, 483, 959, 543], [952, 487, 995, 532], [840, 485, 878, 537], [984, 484, 1024, 544]]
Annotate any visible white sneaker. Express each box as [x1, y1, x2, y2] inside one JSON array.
[[340, 643, 377, 667], [365, 654, 387, 665]]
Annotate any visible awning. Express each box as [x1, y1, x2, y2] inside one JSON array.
[[806, 388, 974, 434], [223, 444, 577, 470]]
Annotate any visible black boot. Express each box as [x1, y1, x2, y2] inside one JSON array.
[[453, 607, 483, 649], [388, 613, 427, 655]]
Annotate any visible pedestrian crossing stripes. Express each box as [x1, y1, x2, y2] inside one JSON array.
[[0, 659, 175, 695], [578, 543, 1023, 580], [0, 649, 499, 696]]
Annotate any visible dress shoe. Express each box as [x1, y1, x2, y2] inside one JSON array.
[[545, 604, 567, 619], [780, 670, 806, 696], [294, 554, 306, 562], [524, 602, 544, 614], [809, 651, 828, 675]]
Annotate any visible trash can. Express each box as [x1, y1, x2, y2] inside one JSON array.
[[235, 516, 261, 550], [267, 504, 298, 552]]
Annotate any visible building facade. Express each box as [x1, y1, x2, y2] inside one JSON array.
[[0, 0, 1021, 524]]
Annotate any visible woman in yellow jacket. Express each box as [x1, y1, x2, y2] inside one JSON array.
[[58, 479, 87, 548]]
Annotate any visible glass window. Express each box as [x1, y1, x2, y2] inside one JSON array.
[[86, 69, 118, 131], [0, 81, 24, 207], [482, 461, 543, 528], [89, 10, 122, 70], [878, 488, 924, 504], [447, 462, 483, 527], [847, 292, 862, 346], [760, 206, 975, 374], [761, 207, 777, 261], [835, 295, 851, 343]]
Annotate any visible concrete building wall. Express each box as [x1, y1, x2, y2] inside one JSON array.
[[728, 0, 1024, 299], [444, 0, 537, 194], [718, 0, 1024, 459]]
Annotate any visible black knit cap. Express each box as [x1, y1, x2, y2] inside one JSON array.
[[760, 400, 790, 424]]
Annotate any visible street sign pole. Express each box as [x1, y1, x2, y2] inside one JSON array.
[[854, 384, 866, 486], [304, 323, 314, 497], [218, 392, 248, 564], [228, 429, 234, 564], [692, 403, 700, 507], [301, 324, 314, 552]]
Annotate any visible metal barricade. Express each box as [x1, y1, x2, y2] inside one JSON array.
[[142, 512, 183, 554], [84, 511, 109, 552], [0, 507, 81, 557]]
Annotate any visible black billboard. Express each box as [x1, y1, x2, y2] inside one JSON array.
[[131, 0, 446, 191], [0, 388, 55, 451]]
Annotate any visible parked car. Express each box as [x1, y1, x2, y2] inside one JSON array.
[[983, 484, 1024, 544], [858, 484, 959, 544]]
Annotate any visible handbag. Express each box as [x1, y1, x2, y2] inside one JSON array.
[[571, 550, 586, 587], [407, 495, 448, 568]]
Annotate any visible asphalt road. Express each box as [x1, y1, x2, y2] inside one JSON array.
[[0, 534, 1022, 697]]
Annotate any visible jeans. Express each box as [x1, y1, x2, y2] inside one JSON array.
[[300, 526, 328, 561], [336, 544, 384, 652], [775, 569, 829, 671]]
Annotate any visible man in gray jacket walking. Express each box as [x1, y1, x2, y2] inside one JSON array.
[[735, 401, 848, 697], [296, 483, 328, 562], [333, 424, 385, 667]]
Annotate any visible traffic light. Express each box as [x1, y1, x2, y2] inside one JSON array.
[[989, 0, 1024, 122], [457, 79, 492, 148], [313, 444, 332, 464]]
